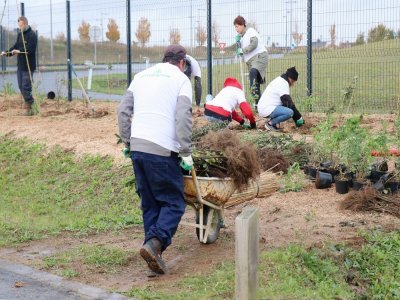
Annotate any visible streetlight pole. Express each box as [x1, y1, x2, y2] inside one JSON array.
[[50, 0, 53, 62], [285, 0, 296, 49], [190, 0, 193, 52]]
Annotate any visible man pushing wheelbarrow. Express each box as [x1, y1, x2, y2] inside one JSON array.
[[117, 44, 193, 276]]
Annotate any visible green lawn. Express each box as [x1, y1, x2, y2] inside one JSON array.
[[0, 136, 141, 246]]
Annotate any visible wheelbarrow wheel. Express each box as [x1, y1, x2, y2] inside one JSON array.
[[196, 206, 222, 244]]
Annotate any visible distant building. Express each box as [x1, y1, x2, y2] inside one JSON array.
[[312, 39, 327, 48]]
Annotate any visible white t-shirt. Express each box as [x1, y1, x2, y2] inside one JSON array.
[[186, 54, 201, 78], [257, 76, 289, 117], [128, 62, 192, 152], [207, 86, 246, 111], [241, 27, 266, 63]]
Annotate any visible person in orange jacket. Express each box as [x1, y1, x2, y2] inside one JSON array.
[[204, 77, 256, 129]]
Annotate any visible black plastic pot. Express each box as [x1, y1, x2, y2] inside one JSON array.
[[386, 181, 399, 193], [369, 171, 388, 183], [315, 171, 333, 189], [353, 180, 366, 191], [308, 167, 318, 179], [335, 179, 349, 194]]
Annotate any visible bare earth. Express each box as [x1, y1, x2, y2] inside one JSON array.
[[0, 96, 399, 294]]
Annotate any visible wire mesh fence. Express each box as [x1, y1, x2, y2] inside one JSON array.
[[0, 0, 399, 113]]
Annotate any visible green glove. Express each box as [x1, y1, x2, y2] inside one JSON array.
[[237, 48, 243, 56], [295, 117, 305, 128], [180, 155, 194, 171], [243, 124, 252, 129], [235, 34, 241, 42], [122, 146, 131, 158]]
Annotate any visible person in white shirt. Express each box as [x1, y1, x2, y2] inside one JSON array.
[[117, 44, 193, 276], [204, 77, 256, 129], [258, 66, 304, 132], [184, 54, 202, 113], [233, 15, 268, 110]]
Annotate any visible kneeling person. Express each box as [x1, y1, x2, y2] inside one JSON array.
[[204, 77, 256, 129], [257, 66, 304, 132]]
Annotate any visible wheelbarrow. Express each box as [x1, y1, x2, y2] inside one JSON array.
[[181, 169, 236, 244]]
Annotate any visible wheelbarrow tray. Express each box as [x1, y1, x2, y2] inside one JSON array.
[[183, 175, 236, 206]]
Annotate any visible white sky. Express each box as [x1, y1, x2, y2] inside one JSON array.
[[1, 0, 399, 48]]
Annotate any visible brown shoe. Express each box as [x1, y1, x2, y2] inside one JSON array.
[[140, 238, 167, 274]]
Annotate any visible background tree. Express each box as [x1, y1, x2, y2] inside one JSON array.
[[355, 32, 365, 45], [196, 24, 207, 47], [106, 18, 120, 43], [397, 29, 400, 39], [292, 22, 303, 46], [55, 32, 66, 43], [329, 24, 336, 48], [368, 24, 394, 42], [78, 20, 90, 42], [169, 28, 181, 44], [212, 20, 220, 47], [135, 17, 151, 47]]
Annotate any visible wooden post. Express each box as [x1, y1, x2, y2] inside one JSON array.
[[235, 207, 259, 300]]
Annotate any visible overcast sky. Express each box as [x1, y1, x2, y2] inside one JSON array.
[[1, 0, 399, 49]]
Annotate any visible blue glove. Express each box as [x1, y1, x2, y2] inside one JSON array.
[[295, 117, 305, 128], [235, 34, 241, 42], [180, 155, 194, 171], [237, 48, 243, 56]]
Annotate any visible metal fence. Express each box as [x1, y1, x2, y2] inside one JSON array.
[[0, 0, 399, 113]]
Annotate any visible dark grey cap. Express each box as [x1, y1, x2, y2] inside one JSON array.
[[163, 44, 187, 61]]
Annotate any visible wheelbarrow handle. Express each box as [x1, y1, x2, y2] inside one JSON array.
[[191, 168, 203, 205]]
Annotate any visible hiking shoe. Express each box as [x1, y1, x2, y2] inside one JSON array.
[[265, 122, 281, 132], [140, 238, 167, 275]]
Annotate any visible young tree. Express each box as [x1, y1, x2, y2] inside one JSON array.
[[368, 24, 394, 42], [169, 28, 181, 45], [329, 24, 336, 48], [292, 22, 303, 46], [212, 20, 220, 47], [355, 32, 365, 45], [78, 20, 90, 42], [196, 24, 207, 47], [135, 17, 151, 47], [106, 18, 120, 43]]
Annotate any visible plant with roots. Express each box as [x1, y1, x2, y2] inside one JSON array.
[[279, 162, 308, 192]]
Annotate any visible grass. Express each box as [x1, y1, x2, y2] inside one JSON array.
[[126, 230, 399, 300], [44, 245, 136, 277], [71, 73, 127, 96], [77, 39, 399, 114], [0, 135, 142, 246]]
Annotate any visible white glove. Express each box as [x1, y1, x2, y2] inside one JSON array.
[[0, 51, 6, 56], [180, 155, 193, 171]]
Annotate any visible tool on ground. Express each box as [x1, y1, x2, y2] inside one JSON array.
[[68, 59, 95, 114], [235, 36, 246, 93]]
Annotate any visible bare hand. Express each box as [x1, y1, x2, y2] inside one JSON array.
[[0, 51, 6, 56]]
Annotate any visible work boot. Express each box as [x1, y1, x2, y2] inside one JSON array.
[[140, 238, 167, 275]]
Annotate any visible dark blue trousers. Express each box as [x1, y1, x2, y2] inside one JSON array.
[[131, 151, 186, 252], [17, 70, 34, 104]]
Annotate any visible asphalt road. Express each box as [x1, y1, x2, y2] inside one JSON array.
[[0, 259, 130, 300]]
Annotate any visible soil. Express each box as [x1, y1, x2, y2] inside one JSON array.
[[0, 96, 399, 294]]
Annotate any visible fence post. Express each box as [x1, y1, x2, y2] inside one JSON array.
[[235, 207, 259, 300], [66, 0, 72, 101], [126, 0, 132, 86], [206, 0, 212, 95], [20, 3, 24, 17], [0, 26, 5, 71], [307, 0, 312, 96]]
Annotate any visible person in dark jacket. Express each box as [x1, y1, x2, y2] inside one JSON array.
[[1, 16, 37, 115]]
